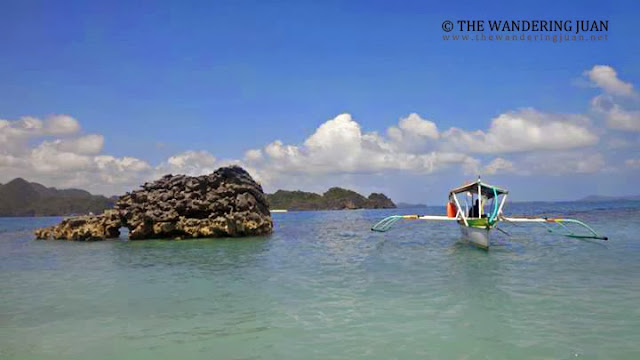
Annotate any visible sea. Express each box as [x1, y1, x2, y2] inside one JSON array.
[[1, 201, 639, 359]]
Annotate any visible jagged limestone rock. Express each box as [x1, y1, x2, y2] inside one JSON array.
[[34, 210, 122, 241], [35, 166, 273, 240]]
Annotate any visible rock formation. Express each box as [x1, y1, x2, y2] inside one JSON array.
[[35, 166, 273, 241], [118, 166, 272, 239], [366, 193, 396, 209]]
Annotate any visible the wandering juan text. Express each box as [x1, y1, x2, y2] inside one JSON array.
[[455, 20, 608, 34]]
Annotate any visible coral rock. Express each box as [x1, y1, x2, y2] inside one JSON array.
[[35, 166, 272, 241]]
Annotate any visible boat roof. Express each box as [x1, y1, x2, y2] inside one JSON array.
[[449, 179, 508, 198]]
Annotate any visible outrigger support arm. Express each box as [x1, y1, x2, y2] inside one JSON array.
[[501, 216, 608, 241], [451, 194, 468, 227], [371, 214, 456, 232]]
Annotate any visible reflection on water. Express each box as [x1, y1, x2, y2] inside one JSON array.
[[1, 202, 640, 359]]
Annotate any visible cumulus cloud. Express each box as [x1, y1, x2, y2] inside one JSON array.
[[385, 113, 440, 153], [441, 109, 598, 153], [155, 150, 218, 176], [30, 142, 94, 173], [399, 113, 439, 139], [0, 115, 151, 195], [586, 66, 640, 132], [604, 105, 640, 131], [45, 115, 81, 135], [0, 115, 241, 194], [252, 113, 477, 179], [244, 149, 263, 162], [0, 116, 42, 150], [482, 158, 515, 175], [387, 113, 439, 140], [92, 156, 152, 186], [45, 134, 105, 155], [584, 65, 634, 97], [0, 114, 85, 153], [591, 95, 640, 131]]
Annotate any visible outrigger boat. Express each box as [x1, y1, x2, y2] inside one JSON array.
[[371, 178, 607, 249]]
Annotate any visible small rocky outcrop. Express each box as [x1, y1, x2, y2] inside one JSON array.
[[35, 166, 273, 241], [34, 210, 121, 241], [366, 193, 396, 209]]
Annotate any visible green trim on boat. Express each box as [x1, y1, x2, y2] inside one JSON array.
[[465, 218, 490, 228]]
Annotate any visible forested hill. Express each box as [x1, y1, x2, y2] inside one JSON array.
[[0, 178, 115, 217], [267, 187, 396, 211]]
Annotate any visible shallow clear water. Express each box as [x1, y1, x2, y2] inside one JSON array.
[[1, 201, 640, 359]]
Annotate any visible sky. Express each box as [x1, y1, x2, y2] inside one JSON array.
[[1, 0, 639, 202]]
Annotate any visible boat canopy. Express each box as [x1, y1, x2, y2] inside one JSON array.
[[449, 179, 508, 199]]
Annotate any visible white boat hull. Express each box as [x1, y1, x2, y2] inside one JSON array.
[[460, 225, 491, 249]]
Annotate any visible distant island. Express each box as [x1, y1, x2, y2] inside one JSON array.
[[396, 202, 428, 209], [267, 187, 396, 211], [0, 178, 395, 217], [0, 178, 114, 217], [578, 194, 640, 202]]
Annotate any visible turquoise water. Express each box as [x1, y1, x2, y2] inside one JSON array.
[[1, 201, 640, 359]]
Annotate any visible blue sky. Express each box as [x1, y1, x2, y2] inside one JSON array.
[[1, 0, 639, 201]]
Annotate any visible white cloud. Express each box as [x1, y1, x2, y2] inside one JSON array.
[[45, 115, 81, 135], [606, 105, 640, 131], [482, 158, 515, 175], [468, 151, 608, 177], [95, 155, 151, 173], [244, 148, 263, 162], [388, 113, 439, 140], [584, 65, 634, 97], [47, 134, 105, 155], [586, 66, 640, 132], [155, 150, 217, 176], [386, 113, 440, 152], [516, 152, 606, 175], [0, 116, 43, 150], [0, 154, 22, 167], [0, 115, 84, 154], [251, 113, 477, 180], [13, 116, 43, 132], [304, 113, 362, 151], [591, 94, 640, 132], [441, 109, 598, 153], [0, 110, 619, 196], [92, 155, 152, 187], [0, 115, 152, 195], [30, 142, 94, 173]]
